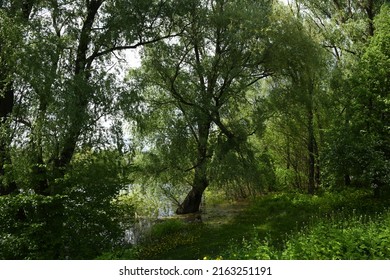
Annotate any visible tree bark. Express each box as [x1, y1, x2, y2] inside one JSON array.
[[176, 118, 210, 214], [54, 0, 103, 173]]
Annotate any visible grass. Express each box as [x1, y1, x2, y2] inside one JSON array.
[[100, 188, 390, 260]]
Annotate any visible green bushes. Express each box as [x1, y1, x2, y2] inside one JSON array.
[[149, 219, 186, 239], [0, 150, 134, 259], [0, 193, 126, 259], [0, 194, 64, 259]]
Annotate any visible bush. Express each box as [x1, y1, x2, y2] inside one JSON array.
[[0, 194, 65, 259], [0, 150, 134, 259]]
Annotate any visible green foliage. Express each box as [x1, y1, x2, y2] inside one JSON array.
[[123, 0, 274, 212], [3, 0, 390, 261], [116, 183, 176, 219], [0, 10, 23, 69], [55, 150, 131, 259], [149, 219, 186, 239], [0, 191, 123, 259], [0, 193, 126, 259], [219, 190, 390, 260], [0, 150, 134, 259], [0, 194, 65, 259], [223, 211, 390, 260], [103, 218, 203, 260], [280, 212, 390, 259], [209, 143, 276, 198], [322, 4, 390, 191], [100, 189, 390, 260]]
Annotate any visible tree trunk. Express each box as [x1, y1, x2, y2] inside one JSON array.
[[53, 0, 103, 174], [176, 184, 207, 214], [344, 173, 351, 186], [176, 118, 210, 214], [314, 136, 320, 188], [343, 104, 351, 186], [307, 83, 315, 195], [0, 0, 35, 195], [0, 71, 17, 195]]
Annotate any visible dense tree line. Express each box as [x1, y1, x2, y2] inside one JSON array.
[[0, 0, 389, 259]]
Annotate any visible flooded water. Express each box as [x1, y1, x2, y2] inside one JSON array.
[[123, 198, 248, 245], [123, 199, 178, 244], [124, 219, 153, 244]]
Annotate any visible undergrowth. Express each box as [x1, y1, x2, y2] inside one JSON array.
[[100, 188, 390, 260], [221, 189, 390, 260], [222, 210, 390, 259]]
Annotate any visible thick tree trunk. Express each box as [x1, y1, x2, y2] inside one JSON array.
[[176, 119, 210, 214], [176, 183, 207, 214], [53, 0, 103, 174]]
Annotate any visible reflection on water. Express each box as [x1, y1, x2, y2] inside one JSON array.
[[123, 201, 177, 244], [124, 219, 153, 244], [123, 199, 207, 245]]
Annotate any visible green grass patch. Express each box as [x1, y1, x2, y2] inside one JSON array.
[[222, 210, 390, 260], [100, 188, 390, 259]]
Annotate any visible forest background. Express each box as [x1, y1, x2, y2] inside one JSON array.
[[0, 0, 389, 259]]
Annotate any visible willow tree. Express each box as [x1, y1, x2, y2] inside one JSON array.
[[0, 0, 182, 259], [0, 0, 180, 196], [126, 0, 273, 214]]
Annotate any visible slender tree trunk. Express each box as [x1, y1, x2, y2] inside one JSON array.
[[307, 84, 315, 195], [314, 136, 320, 188], [31, 114, 50, 195], [344, 173, 351, 186], [365, 0, 375, 37], [0, 17, 15, 195], [343, 105, 351, 186], [286, 134, 291, 170], [176, 119, 210, 214]]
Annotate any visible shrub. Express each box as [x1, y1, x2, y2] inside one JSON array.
[[0, 150, 134, 259], [0, 194, 65, 259]]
